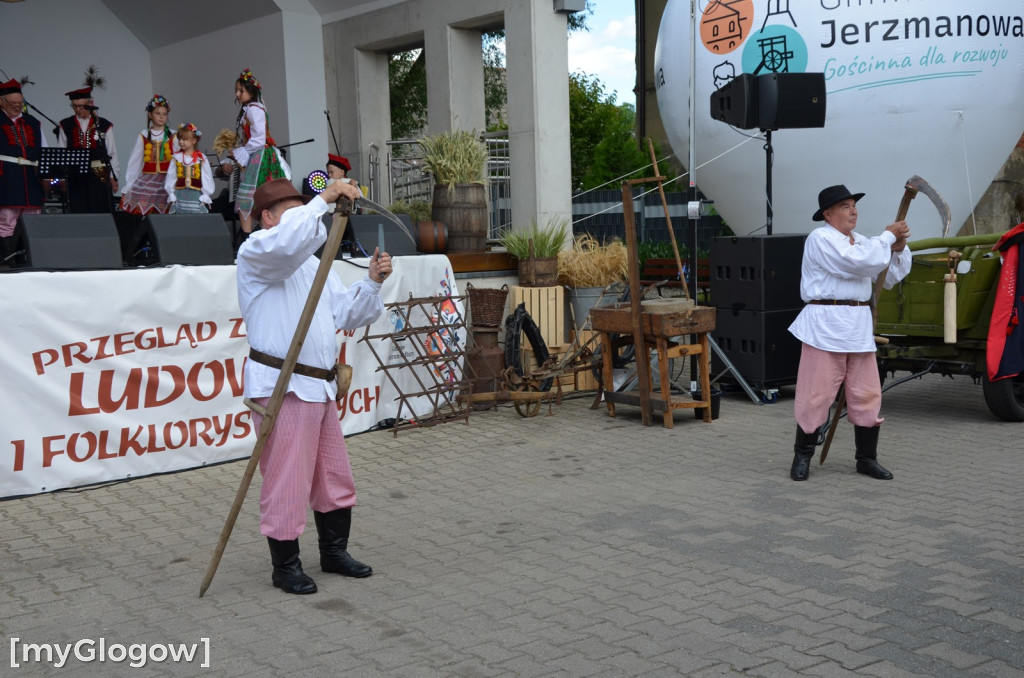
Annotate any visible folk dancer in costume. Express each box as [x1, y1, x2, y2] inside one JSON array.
[[0, 78, 46, 264], [219, 68, 289, 234], [165, 123, 214, 214], [237, 178, 390, 594], [120, 94, 176, 215], [788, 185, 911, 482], [56, 86, 119, 213]]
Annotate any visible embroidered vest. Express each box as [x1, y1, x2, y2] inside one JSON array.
[[174, 153, 204, 191], [59, 115, 113, 164], [141, 130, 173, 174]]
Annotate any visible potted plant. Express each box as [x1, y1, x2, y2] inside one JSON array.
[[418, 129, 488, 252], [557, 234, 629, 328], [499, 218, 571, 287]]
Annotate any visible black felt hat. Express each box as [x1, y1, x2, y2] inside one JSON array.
[[813, 184, 865, 221]]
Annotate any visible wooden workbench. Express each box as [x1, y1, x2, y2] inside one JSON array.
[[591, 304, 717, 428]]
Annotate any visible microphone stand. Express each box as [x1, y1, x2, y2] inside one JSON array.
[[324, 110, 341, 155], [23, 99, 62, 139]]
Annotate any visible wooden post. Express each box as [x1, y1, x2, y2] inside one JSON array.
[[621, 181, 652, 426]]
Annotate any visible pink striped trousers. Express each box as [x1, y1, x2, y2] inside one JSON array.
[[794, 343, 883, 435], [251, 393, 357, 540]]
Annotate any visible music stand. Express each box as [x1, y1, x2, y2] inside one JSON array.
[[38, 148, 89, 214]]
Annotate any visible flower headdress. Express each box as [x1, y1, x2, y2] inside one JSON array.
[[178, 122, 202, 139], [146, 94, 170, 112], [238, 68, 261, 90]]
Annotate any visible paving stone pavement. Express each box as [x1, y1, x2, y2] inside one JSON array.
[[1, 374, 1022, 677]]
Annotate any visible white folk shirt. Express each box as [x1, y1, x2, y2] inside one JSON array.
[[236, 195, 384, 402], [788, 225, 912, 353]]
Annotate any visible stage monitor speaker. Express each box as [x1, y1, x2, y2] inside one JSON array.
[[710, 73, 758, 129], [757, 72, 826, 129], [711, 307, 802, 389], [13, 213, 122, 270], [710, 234, 806, 311], [346, 213, 419, 257], [136, 213, 234, 266]]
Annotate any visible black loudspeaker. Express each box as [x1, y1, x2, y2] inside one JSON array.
[[346, 213, 419, 257], [134, 213, 234, 265], [710, 73, 825, 130], [710, 73, 758, 129], [710, 234, 806, 311], [13, 213, 122, 270], [711, 308, 802, 389], [757, 73, 826, 129]]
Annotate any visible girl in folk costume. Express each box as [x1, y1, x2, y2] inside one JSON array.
[[164, 124, 214, 214], [222, 68, 289, 233], [120, 94, 176, 214]]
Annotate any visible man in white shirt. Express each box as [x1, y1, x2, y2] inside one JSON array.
[[237, 177, 391, 594], [787, 185, 911, 481]]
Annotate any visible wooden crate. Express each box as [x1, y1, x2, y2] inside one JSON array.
[[570, 329, 599, 392], [509, 285, 565, 347]]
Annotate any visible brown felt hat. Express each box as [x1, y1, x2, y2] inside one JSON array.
[[252, 178, 311, 218]]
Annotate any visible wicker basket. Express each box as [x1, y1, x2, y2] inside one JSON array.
[[466, 283, 509, 327]]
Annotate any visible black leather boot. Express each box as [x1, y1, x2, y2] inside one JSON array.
[[854, 425, 893, 479], [314, 508, 373, 578], [267, 537, 317, 594], [790, 426, 817, 481]]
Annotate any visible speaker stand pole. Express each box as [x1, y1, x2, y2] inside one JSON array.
[[763, 128, 773, 236]]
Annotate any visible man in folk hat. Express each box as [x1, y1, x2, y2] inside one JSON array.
[[0, 79, 46, 264], [787, 185, 912, 482], [236, 177, 392, 594], [56, 86, 119, 213]]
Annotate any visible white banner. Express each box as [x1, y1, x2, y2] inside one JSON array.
[[0, 256, 464, 498]]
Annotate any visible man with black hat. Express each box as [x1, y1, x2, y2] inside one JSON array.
[[56, 86, 119, 213], [787, 185, 911, 482], [0, 78, 46, 264], [236, 177, 392, 594]]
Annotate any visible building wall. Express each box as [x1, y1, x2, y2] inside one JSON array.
[[3, 0, 153, 170]]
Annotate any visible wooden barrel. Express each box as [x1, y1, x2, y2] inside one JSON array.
[[432, 183, 487, 252], [415, 220, 448, 254]]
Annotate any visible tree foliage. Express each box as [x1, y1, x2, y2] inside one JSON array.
[[389, 50, 427, 141], [386, 0, 667, 192]]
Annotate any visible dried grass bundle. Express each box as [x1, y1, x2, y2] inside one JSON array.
[[213, 129, 238, 155], [558, 234, 629, 288]]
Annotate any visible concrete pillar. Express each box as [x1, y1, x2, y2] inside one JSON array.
[[276, 0, 327, 183], [353, 48, 392, 195], [505, 2, 573, 232], [424, 23, 486, 134]]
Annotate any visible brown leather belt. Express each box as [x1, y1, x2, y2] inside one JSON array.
[[248, 347, 336, 381], [807, 299, 870, 306]]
